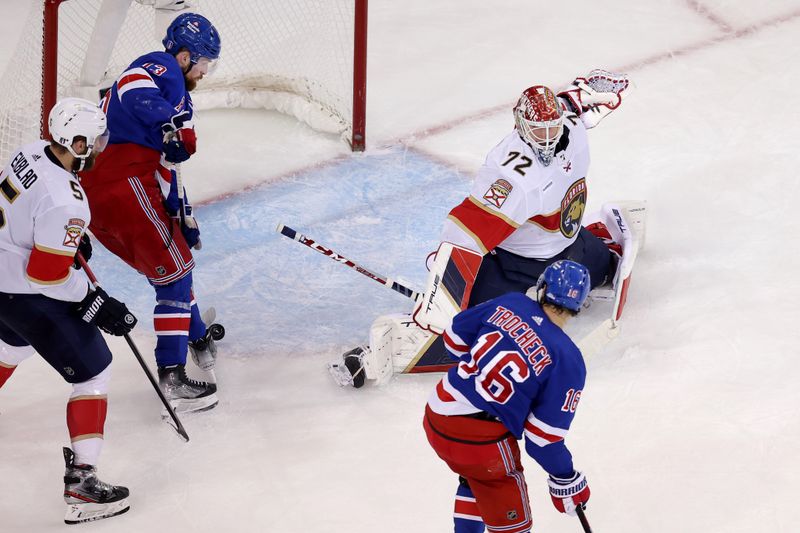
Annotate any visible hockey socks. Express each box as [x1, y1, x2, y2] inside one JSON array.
[[66, 366, 111, 466], [454, 478, 486, 533], [0, 362, 15, 388], [153, 275, 208, 367]]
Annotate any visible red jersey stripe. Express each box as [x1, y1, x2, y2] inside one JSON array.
[[26, 247, 74, 284], [436, 380, 457, 402], [448, 197, 518, 252], [524, 420, 563, 443], [118, 72, 153, 90], [529, 209, 561, 232], [443, 331, 469, 353]]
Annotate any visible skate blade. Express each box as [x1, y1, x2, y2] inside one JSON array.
[[327, 362, 355, 387], [64, 498, 130, 524], [162, 393, 219, 416]]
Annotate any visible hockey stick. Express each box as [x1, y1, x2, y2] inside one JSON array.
[[576, 506, 593, 533], [276, 223, 421, 300], [279, 224, 617, 363], [76, 254, 190, 443]]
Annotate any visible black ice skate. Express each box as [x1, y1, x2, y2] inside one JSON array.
[[158, 364, 219, 414], [62, 447, 130, 525], [328, 346, 367, 388]]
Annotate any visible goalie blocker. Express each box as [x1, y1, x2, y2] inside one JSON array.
[[329, 202, 646, 388]]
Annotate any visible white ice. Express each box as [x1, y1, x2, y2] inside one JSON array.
[[1, 1, 799, 532]]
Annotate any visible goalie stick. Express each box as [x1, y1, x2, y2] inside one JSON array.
[[277, 224, 620, 367], [276, 223, 421, 300]]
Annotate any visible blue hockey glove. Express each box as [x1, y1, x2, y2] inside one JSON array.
[[161, 111, 196, 164]]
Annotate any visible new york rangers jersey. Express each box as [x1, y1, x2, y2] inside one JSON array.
[[0, 141, 91, 302], [440, 114, 590, 260], [428, 292, 586, 476], [101, 51, 192, 151]]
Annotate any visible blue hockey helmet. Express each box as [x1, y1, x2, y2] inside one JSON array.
[[534, 260, 591, 312], [162, 13, 221, 63]]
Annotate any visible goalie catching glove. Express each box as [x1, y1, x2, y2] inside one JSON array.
[[558, 69, 630, 128]]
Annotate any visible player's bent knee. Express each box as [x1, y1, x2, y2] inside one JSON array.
[[0, 340, 35, 366], [71, 364, 112, 397]]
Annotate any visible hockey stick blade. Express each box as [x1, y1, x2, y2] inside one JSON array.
[[576, 318, 619, 361]]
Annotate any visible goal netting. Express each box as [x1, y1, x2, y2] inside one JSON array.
[[0, 0, 367, 165]]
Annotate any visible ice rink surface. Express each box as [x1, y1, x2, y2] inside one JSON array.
[[1, 1, 800, 531]]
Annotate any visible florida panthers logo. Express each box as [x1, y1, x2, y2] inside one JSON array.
[[560, 178, 586, 238]]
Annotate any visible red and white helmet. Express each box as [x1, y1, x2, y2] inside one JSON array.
[[513, 85, 563, 166]]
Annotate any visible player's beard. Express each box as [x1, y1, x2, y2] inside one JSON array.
[[74, 152, 98, 172], [184, 74, 197, 92]]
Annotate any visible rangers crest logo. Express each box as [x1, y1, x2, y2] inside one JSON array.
[[483, 179, 513, 208], [560, 178, 586, 238]]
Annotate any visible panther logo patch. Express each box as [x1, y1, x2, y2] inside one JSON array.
[[560, 178, 586, 238]]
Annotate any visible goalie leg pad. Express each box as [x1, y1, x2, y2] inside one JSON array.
[[412, 243, 482, 335]]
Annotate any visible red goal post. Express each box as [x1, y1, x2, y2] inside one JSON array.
[[0, 0, 367, 165]]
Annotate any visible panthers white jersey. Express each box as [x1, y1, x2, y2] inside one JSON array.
[[440, 116, 590, 260], [0, 141, 91, 302]]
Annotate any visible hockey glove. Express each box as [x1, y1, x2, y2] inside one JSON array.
[[75, 287, 138, 336], [161, 111, 197, 164], [72, 234, 92, 269], [548, 470, 590, 516], [557, 70, 629, 129]]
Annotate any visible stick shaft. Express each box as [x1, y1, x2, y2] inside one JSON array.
[[76, 254, 190, 442], [276, 223, 420, 300], [576, 506, 593, 533]]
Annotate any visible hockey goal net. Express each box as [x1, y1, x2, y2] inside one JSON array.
[[0, 0, 367, 165]]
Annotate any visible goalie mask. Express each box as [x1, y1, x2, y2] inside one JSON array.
[[513, 85, 563, 167], [528, 260, 590, 312], [48, 97, 109, 171]]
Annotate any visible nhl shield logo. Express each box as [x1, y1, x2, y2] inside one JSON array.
[[156, 266, 167, 276], [506, 509, 518, 520]]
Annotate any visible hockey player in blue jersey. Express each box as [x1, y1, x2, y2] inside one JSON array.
[[423, 260, 592, 533], [80, 12, 223, 413]]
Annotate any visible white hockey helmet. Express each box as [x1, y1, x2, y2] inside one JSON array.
[[513, 85, 563, 167], [48, 97, 108, 163]]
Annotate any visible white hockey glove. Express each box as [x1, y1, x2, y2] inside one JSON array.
[[557, 70, 630, 129], [412, 242, 482, 335]]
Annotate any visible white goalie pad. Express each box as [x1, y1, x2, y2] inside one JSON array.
[[412, 242, 482, 335], [584, 201, 647, 326], [362, 313, 436, 383]]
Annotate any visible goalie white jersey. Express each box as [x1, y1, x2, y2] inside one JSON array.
[[440, 115, 590, 260], [0, 141, 91, 302]]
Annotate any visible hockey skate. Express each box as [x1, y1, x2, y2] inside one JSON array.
[[62, 447, 129, 525], [158, 364, 218, 414], [328, 346, 367, 388], [189, 307, 225, 382]]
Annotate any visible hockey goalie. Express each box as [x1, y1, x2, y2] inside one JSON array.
[[330, 70, 647, 388]]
